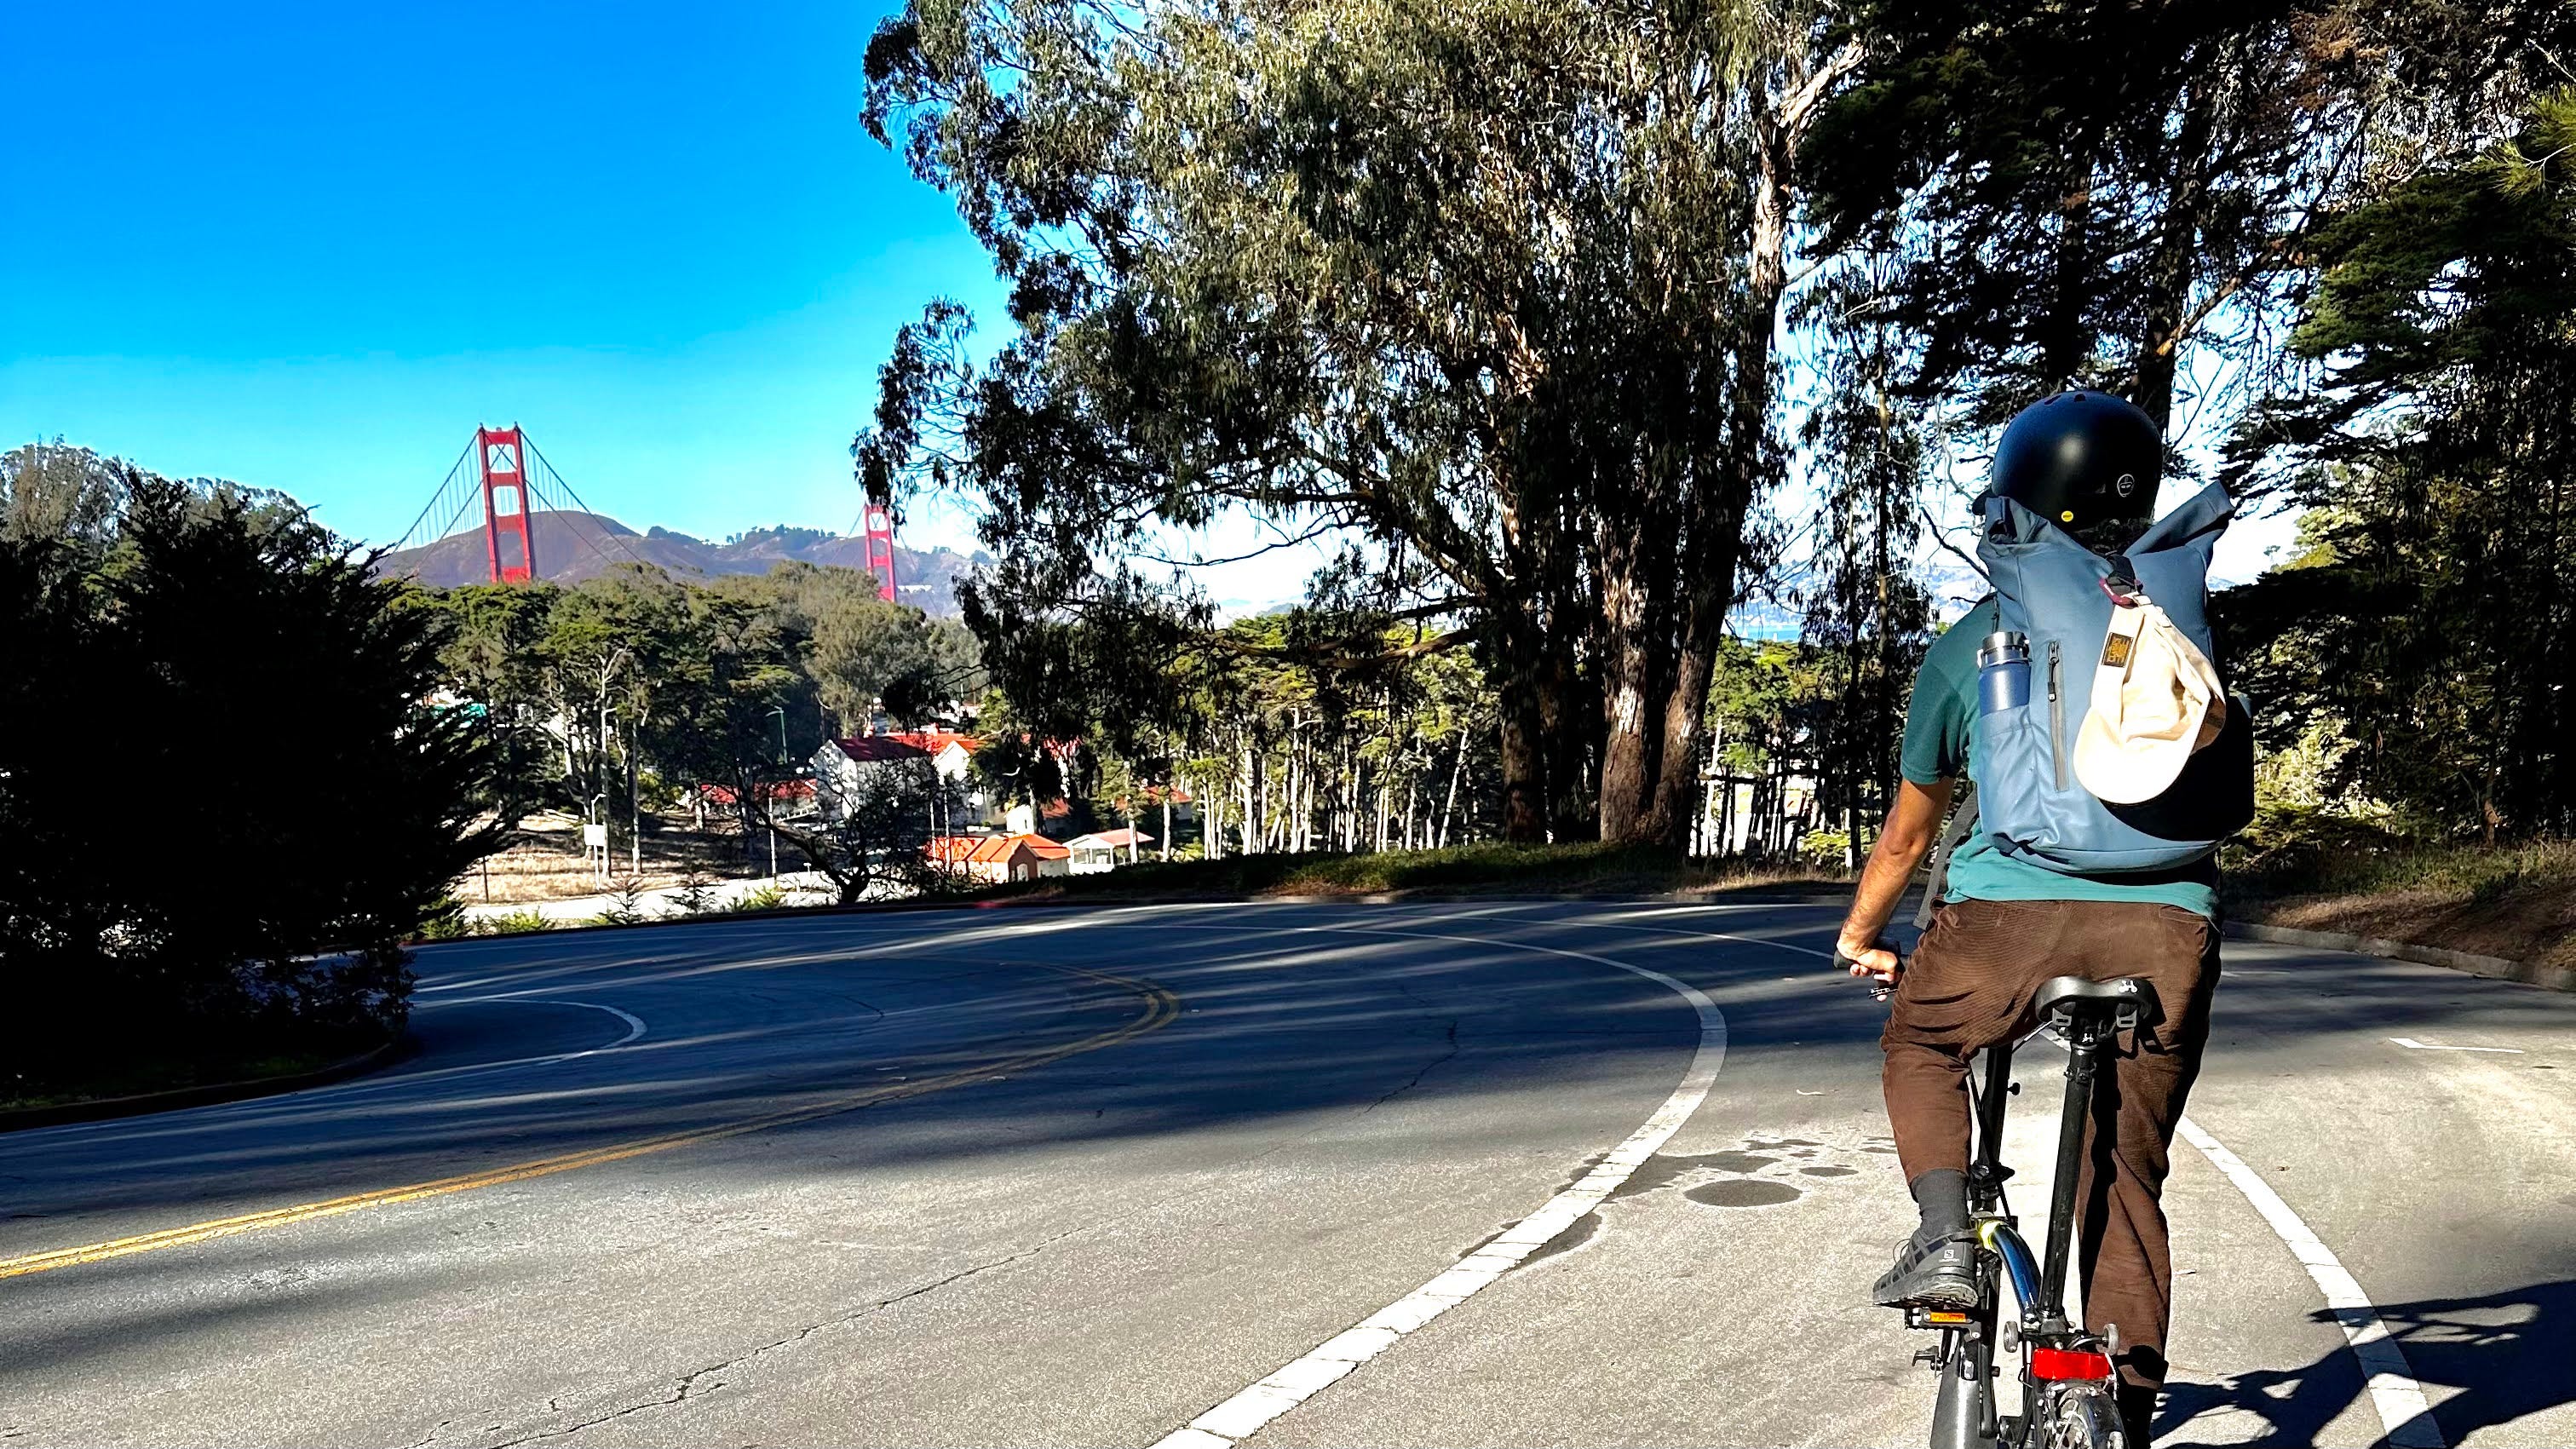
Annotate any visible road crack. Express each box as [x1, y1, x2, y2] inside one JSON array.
[[1362, 1018, 1459, 1113], [480, 1223, 1101, 1447]]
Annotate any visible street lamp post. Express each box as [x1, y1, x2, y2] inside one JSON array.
[[764, 705, 786, 880]]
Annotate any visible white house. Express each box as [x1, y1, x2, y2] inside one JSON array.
[[810, 735, 935, 821], [1063, 827, 1154, 874], [881, 728, 978, 781]]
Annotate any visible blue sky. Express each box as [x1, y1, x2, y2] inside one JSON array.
[[1, 4, 2284, 605], [1, 1, 1004, 552]]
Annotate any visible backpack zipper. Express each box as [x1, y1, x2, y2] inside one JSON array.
[[2046, 641, 2067, 790]]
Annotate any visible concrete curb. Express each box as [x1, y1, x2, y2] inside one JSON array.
[[0, 1032, 417, 1135], [2224, 920, 2576, 994]]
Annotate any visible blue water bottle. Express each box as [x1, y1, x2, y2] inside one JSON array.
[[1977, 630, 2030, 715]]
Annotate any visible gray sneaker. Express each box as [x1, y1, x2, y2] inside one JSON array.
[[1873, 1228, 1981, 1309]]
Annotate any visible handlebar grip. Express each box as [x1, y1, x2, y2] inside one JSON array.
[[1836, 940, 1904, 1002]]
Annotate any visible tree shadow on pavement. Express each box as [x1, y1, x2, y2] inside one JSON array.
[[2159, 1277, 2576, 1446]]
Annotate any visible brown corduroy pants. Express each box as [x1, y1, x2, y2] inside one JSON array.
[[1882, 897, 2220, 1397]]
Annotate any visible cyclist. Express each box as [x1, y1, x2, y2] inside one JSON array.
[[1835, 390, 2223, 1446]]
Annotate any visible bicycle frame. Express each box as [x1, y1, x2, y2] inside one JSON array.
[[1922, 1003, 2131, 1449]]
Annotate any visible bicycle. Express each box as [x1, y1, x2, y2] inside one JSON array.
[[1889, 973, 2160, 1449]]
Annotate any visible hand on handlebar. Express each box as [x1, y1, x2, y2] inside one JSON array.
[[1835, 937, 1904, 999]]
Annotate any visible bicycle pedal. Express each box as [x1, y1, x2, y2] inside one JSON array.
[[1905, 1306, 1977, 1331]]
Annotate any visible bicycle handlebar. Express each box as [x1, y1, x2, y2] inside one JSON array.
[[1834, 940, 1905, 1001]]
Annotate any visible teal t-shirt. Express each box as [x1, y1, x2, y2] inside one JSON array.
[[1901, 599, 2218, 918]]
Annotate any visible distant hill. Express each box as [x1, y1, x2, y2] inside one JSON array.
[[374, 513, 986, 617]]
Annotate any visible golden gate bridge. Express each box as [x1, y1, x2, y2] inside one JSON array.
[[388, 424, 898, 598]]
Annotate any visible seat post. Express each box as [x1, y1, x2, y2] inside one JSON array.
[[2038, 1017, 2105, 1322], [1969, 1040, 2015, 1213]]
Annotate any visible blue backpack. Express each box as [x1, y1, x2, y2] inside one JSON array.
[[1952, 486, 2255, 880]]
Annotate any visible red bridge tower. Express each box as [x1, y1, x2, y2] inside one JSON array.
[[863, 505, 898, 603], [477, 425, 538, 584]]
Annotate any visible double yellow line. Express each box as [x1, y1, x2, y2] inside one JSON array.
[[1, 969, 1179, 1282]]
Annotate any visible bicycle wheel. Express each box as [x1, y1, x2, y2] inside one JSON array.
[[2038, 1384, 2125, 1449]]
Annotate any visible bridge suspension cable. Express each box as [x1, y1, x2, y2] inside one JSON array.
[[520, 434, 652, 578], [388, 426, 654, 584], [388, 438, 480, 555]]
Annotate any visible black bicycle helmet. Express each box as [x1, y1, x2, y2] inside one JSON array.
[[1989, 389, 2162, 530]]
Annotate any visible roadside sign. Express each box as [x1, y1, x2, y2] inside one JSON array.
[[584, 823, 608, 848]]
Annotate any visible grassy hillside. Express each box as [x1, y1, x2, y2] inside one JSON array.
[[2223, 811, 2576, 969]]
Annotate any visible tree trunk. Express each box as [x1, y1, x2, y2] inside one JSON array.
[[1596, 508, 1670, 844], [1245, 740, 1261, 854], [1542, 620, 1596, 842], [1300, 745, 1315, 852], [1440, 727, 1468, 848], [1699, 750, 1716, 859], [1498, 693, 1545, 842], [1632, 46, 1860, 850], [2131, 70, 2221, 427]]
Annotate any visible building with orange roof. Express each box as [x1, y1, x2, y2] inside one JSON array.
[[923, 832, 1071, 884]]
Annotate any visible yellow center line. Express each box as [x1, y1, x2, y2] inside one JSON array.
[[1, 969, 1180, 1282]]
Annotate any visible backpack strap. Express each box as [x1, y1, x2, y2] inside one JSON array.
[[1913, 783, 1981, 930]]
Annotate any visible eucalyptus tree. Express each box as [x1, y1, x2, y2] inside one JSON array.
[[1, 440, 129, 552], [1803, 0, 2436, 430], [857, 0, 1860, 847], [2224, 87, 2576, 837], [1792, 256, 1935, 863]]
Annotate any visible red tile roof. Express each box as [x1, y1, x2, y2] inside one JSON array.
[[830, 736, 933, 763], [924, 832, 1068, 864], [884, 729, 981, 756]]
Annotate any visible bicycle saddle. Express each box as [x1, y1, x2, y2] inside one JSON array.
[[2033, 975, 2159, 1032]]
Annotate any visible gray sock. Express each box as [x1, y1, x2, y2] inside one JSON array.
[[1911, 1168, 1969, 1239]]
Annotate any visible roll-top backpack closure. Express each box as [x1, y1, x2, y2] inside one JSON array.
[[1966, 486, 2246, 875]]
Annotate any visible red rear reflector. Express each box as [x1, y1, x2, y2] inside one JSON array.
[[2030, 1348, 2115, 1381]]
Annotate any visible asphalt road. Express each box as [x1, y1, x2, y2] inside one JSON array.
[[3, 900, 2570, 1447]]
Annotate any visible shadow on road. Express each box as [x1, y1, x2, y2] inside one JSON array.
[[11, 907, 2573, 1328], [2161, 1277, 2576, 1446], [0, 915, 1716, 1236]]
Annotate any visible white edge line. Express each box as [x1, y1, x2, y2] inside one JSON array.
[[1643, 904, 2444, 1448], [2388, 1038, 2522, 1054], [536, 999, 648, 1054], [2176, 1115, 2446, 1448], [443, 996, 648, 1061], [1147, 926, 1728, 1449]]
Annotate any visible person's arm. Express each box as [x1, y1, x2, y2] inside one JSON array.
[[1835, 776, 1953, 984]]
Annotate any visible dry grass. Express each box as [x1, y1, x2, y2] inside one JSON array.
[[2224, 810, 2576, 969], [455, 814, 779, 905]]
